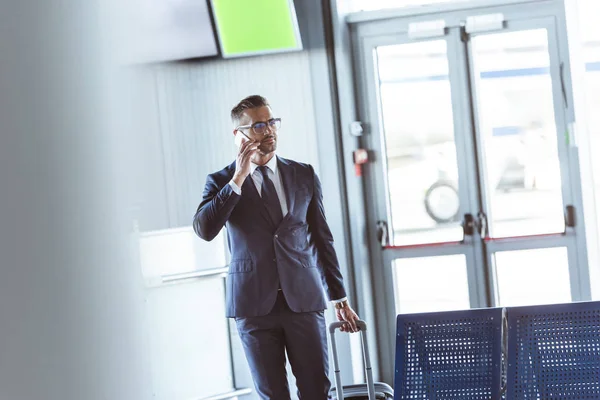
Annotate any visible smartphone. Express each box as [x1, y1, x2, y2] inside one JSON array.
[[234, 130, 253, 148]]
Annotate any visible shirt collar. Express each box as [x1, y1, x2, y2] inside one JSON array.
[[251, 155, 278, 176]]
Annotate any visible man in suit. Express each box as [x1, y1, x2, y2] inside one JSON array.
[[194, 95, 359, 399]]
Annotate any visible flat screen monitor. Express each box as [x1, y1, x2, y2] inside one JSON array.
[[129, 0, 219, 64], [211, 0, 303, 58]]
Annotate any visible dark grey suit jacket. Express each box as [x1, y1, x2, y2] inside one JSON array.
[[193, 156, 347, 318]]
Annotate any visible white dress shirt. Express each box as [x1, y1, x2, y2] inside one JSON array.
[[228, 155, 288, 215], [228, 155, 347, 304]]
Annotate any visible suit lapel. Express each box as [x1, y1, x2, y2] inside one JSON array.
[[277, 156, 296, 216], [230, 157, 296, 228]]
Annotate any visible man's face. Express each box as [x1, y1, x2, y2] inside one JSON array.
[[237, 106, 278, 156]]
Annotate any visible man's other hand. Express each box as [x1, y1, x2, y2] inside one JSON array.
[[336, 304, 360, 333]]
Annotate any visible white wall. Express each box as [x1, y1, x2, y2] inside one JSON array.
[[134, 51, 321, 231]]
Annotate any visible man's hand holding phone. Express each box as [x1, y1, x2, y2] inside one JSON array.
[[232, 135, 259, 187]]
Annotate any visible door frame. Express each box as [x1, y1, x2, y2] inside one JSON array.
[[347, 0, 591, 383]]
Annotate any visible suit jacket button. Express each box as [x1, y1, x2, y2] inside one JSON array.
[[274, 234, 279, 238]]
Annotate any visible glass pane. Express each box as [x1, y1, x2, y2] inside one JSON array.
[[377, 40, 463, 246], [471, 29, 565, 238], [579, 0, 600, 234], [393, 254, 470, 313], [579, 0, 600, 42], [494, 247, 571, 306], [588, 65, 600, 230]]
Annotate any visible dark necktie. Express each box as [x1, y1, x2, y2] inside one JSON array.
[[258, 166, 284, 226]]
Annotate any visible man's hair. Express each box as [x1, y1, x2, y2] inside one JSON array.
[[231, 95, 270, 124]]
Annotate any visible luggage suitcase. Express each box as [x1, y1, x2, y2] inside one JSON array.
[[328, 320, 394, 400]]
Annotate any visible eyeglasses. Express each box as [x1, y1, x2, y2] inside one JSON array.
[[236, 118, 281, 135]]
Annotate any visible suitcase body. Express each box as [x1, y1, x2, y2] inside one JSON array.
[[328, 321, 394, 400]]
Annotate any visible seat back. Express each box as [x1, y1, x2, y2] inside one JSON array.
[[506, 301, 600, 399], [395, 308, 504, 399]]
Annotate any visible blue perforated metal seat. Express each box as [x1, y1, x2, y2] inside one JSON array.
[[507, 301, 600, 399], [394, 308, 504, 399]]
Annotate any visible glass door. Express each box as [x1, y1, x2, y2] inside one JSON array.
[[350, 0, 592, 382], [354, 26, 489, 379], [466, 19, 587, 307], [360, 33, 485, 316]]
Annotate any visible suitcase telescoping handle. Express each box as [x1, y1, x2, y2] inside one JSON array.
[[329, 320, 375, 400]]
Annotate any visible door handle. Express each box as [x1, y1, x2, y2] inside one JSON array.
[[477, 212, 488, 239], [376, 220, 390, 247], [462, 213, 475, 236], [560, 62, 569, 108], [565, 205, 576, 229]]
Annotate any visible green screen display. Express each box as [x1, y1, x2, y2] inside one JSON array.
[[212, 0, 302, 57]]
